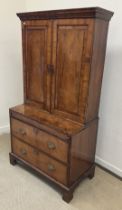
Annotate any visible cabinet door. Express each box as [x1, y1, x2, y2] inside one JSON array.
[[23, 20, 52, 111], [52, 19, 94, 122]]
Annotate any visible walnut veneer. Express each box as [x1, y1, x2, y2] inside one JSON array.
[[9, 7, 113, 202]]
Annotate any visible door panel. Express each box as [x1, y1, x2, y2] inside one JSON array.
[[23, 20, 52, 111], [52, 19, 94, 122]]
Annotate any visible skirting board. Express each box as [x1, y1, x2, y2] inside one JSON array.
[[95, 155, 122, 178], [0, 125, 10, 135]]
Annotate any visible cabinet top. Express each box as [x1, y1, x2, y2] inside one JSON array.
[[17, 7, 114, 21]]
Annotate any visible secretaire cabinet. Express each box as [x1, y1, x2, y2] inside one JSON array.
[[9, 7, 113, 202]]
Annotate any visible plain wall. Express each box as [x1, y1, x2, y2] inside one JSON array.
[[1, 0, 122, 177], [0, 1, 25, 132]]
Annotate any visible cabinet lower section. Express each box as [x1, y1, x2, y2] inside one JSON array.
[[9, 107, 98, 202]]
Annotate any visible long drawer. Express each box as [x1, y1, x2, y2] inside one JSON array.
[[11, 118, 68, 163], [12, 137, 67, 185]]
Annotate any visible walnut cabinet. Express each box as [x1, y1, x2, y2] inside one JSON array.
[[9, 7, 113, 202]]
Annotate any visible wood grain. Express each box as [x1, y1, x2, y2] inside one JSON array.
[[85, 19, 109, 122], [70, 119, 98, 185]]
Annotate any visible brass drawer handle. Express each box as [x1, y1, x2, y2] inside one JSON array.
[[48, 163, 55, 172], [47, 142, 56, 150], [20, 148, 27, 156], [19, 128, 26, 136]]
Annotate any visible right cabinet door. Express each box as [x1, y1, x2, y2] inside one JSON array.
[[52, 19, 94, 122]]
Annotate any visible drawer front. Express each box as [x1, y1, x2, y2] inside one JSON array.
[[12, 137, 67, 185], [11, 118, 68, 163]]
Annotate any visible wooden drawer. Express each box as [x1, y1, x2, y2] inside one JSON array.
[[11, 118, 68, 163], [12, 137, 67, 185]]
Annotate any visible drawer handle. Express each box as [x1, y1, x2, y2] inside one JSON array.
[[48, 163, 55, 172], [20, 149, 27, 156], [19, 128, 26, 136], [47, 142, 56, 150]]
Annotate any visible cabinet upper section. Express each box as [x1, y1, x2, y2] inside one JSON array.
[[17, 7, 113, 21], [18, 7, 113, 124]]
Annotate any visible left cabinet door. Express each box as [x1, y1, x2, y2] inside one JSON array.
[[22, 20, 52, 111]]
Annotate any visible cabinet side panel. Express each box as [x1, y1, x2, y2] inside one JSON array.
[[85, 19, 109, 122], [70, 119, 98, 185]]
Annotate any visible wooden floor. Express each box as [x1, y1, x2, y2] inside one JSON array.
[[0, 133, 122, 210]]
